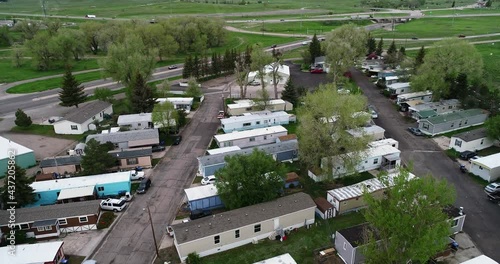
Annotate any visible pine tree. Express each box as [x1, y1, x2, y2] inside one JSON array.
[[244, 45, 252, 67], [280, 79, 299, 107], [1, 166, 36, 208], [414, 46, 426, 69], [80, 139, 118, 175], [376, 37, 384, 56], [14, 108, 32, 127], [59, 68, 87, 108], [309, 34, 322, 63], [399, 46, 406, 56], [387, 40, 397, 55], [130, 72, 157, 113], [485, 0, 492, 7], [193, 55, 200, 79], [211, 53, 219, 76], [366, 35, 377, 54], [182, 55, 193, 79]]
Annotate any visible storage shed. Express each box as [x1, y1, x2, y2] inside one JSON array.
[[185, 185, 223, 211]]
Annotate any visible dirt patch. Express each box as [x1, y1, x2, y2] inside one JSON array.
[[433, 136, 451, 151], [1, 133, 77, 160]]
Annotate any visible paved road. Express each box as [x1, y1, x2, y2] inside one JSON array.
[[91, 93, 222, 264], [350, 68, 500, 261]]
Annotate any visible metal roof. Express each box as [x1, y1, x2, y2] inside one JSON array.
[[171, 192, 315, 244], [0, 200, 101, 225], [108, 147, 153, 159], [117, 113, 152, 125], [214, 126, 287, 143], [221, 111, 289, 126], [387, 82, 410, 90], [0, 135, 34, 160], [417, 109, 437, 118], [58, 101, 112, 124], [253, 253, 297, 264], [30, 171, 131, 192], [207, 146, 241, 155], [227, 99, 287, 109], [422, 109, 487, 125], [410, 99, 460, 112], [198, 140, 298, 166], [57, 185, 95, 200], [86, 129, 159, 144], [32, 219, 58, 227], [472, 153, 500, 170], [397, 91, 432, 100], [185, 185, 218, 201], [0, 241, 64, 264], [452, 127, 489, 142], [39, 155, 82, 168], [346, 125, 385, 138]]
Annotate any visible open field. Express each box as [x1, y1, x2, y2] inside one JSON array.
[[232, 19, 371, 35], [371, 16, 500, 39], [203, 212, 366, 264], [423, 7, 500, 16]]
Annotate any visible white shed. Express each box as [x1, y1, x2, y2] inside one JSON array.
[[470, 153, 500, 182], [227, 99, 293, 116], [117, 113, 153, 130], [214, 125, 288, 149]]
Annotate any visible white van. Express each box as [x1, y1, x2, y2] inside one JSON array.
[[100, 198, 127, 212], [85, 14, 96, 18]]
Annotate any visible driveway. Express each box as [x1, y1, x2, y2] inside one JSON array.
[[91, 94, 222, 264], [350, 68, 500, 261]]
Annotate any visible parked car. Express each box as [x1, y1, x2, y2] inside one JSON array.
[[137, 178, 152, 194], [100, 198, 127, 212], [190, 209, 212, 220], [120, 191, 133, 202], [368, 105, 378, 119], [152, 145, 166, 152], [459, 151, 477, 161], [411, 36, 418, 40], [248, 80, 260, 86], [280, 19, 285, 21], [130, 170, 145, 181], [485, 182, 500, 194], [408, 127, 424, 136], [201, 175, 217, 185], [173, 135, 182, 145], [217, 110, 225, 119], [458, 34, 466, 38], [310, 68, 324, 74], [167, 65, 178, 70], [166, 225, 174, 237]]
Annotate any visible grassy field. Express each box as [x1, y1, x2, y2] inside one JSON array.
[[232, 19, 371, 35], [423, 7, 500, 16], [0, 59, 100, 84], [202, 212, 366, 264], [7, 70, 104, 93], [371, 17, 500, 39], [11, 124, 83, 141]]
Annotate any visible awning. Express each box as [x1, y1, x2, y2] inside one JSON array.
[[57, 185, 95, 200], [383, 153, 400, 161], [32, 219, 57, 227]]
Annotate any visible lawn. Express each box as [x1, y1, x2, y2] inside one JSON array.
[[371, 17, 500, 39], [216, 31, 302, 53], [7, 70, 104, 94], [423, 7, 500, 16], [11, 124, 83, 141], [202, 212, 366, 264], [0, 59, 100, 84], [477, 146, 500, 156], [232, 19, 371, 35]]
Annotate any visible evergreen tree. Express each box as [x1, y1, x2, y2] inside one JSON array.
[[280, 79, 299, 107], [385, 41, 398, 65], [201, 55, 210, 78], [485, 0, 492, 7], [182, 55, 193, 78], [387, 40, 397, 55], [399, 46, 406, 56], [451, 0, 456, 7], [376, 37, 384, 56], [309, 34, 322, 63], [1, 166, 36, 208], [414, 46, 426, 69], [14, 108, 32, 127], [59, 68, 87, 108], [223, 49, 233, 74], [193, 55, 200, 79], [244, 45, 252, 67], [211, 53, 219, 76], [216, 53, 223, 76], [80, 139, 118, 175], [130, 73, 157, 113], [366, 35, 377, 54]]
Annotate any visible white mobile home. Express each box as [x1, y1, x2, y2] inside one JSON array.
[[54, 101, 113, 135], [227, 99, 293, 116], [214, 126, 288, 148], [206, 146, 241, 155], [220, 111, 291, 133], [396, 91, 433, 105], [368, 138, 399, 149], [157, 97, 194, 113], [386, 82, 411, 96], [346, 125, 385, 141], [449, 127, 494, 152], [117, 113, 153, 130], [171, 192, 315, 262], [470, 153, 500, 182]]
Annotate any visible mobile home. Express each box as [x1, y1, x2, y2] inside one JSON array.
[[214, 126, 288, 148], [220, 111, 291, 133], [417, 109, 488, 136], [396, 91, 433, 105]]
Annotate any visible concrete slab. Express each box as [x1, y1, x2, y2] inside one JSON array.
[[433, 136, 451, 151], [444, 232, 483, 264], [59, 229, 108, 256], [0, 132, 76, 160]]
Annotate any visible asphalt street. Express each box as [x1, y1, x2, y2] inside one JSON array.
[[91, 93, 222, 264], [350, 68, 500, 261]]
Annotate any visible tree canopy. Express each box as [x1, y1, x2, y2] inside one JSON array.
[[59, 68, 87, 108], [130, 72, 157, 113], [152, 101, 178, 133], [14, 109, 32, 127], [297, 83, 371, 178], [81, 139, 117, 175], [1, 166, 36, 208], [215, 149, 286, 210], [363, 169, 456, 264], [485, 115, 500, 142], [410, 39, 483, 99], [251, 45, 273, 91]]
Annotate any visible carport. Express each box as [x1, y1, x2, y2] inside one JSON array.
[[57, 185, 96, 204]]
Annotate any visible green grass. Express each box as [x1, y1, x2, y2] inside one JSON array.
[[85, 88, 126, 102], [466, 172, 490, 187], [0, 59, 100, 84], [131, 182, 140, 194], [423, 7, 500, 16], [371, 17, 500, 39], [440, 125, 483, 138], [11, 124, 83, 141], [202, 212, 365, 264], [233, 20, 371, 35], [7, 70, 104, 94], [152, 158, 161, 167], [193, 176, 203, 184], [282, 46, 306, 59], [215, 31, 301, 53], [477, 146, 500, 156], [282, 122, 298, 135]]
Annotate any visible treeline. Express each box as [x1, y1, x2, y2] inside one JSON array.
[[6, 17, 226, 71]]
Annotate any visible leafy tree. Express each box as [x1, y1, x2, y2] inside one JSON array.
[[157, 79, 171, 98], [193, 54, 200, 79], [130, 73, 157, 113], [452, 0, 455, 7], [139, 24, 178, 61], [14, 109, 32, 127], [297, 83, 371, 178], [11, 44, 24, 68], [24, 31, 62, 71], [301, 48, 312, 66], [177, 109, 188, 127], [186, 252, 202, 264], [234, 57, 251, 99], [244, 45, 252, 67], [0, 25, 11, 47], [215, 149, 286, 210], [152, 101, 178, 132], [251, 45, 273, 93], [54, 29, 86, 61], [366, 35, 376, 55], [43, 19, 62, 36], [81, 139, 118, 175], [485, 0, 492, 7], [59, 68, 87, 108], [449, 73, 468, 101], [281, 78, 299, 107], [183, 55, 194, 79], [268, 55, 284, 99], [14, 20, 40, 41], [363, 169, 456, 264], [485, 115, 500, 141], [100, 35, 157, 86], [324, 24, 368, 84], [1, 166, 36, 208], [97, 21, 127, 53], [80, 22, 105, 54], [414, 46, 425, 70], [93, 88, 114, 103], [309, 34, 322, 63], [376, 37, 383, 56], [185, 77, 203, 98], [411, 39, 483, 100]]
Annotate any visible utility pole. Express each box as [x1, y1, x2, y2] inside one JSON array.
[[147, 205, 160, 259], [41, 0, 48, 18]]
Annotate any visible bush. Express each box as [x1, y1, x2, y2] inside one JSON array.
[[288, 183, 295, 188], [186, 252, 202, 264], [97, 211, 116, 229], [15, 108, 32, 127]]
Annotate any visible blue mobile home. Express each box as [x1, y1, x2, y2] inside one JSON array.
[[29, 171, 131, 206], [197, 140, 299, 177], [185, 185, 223, 211]]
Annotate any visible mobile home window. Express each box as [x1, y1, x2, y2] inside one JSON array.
[[422, 123, 429, 129], [254, 224, 261, 233], [249, 137, 255, 142], [256, 121, 261, 125], [454, 140, 462, 147], [243, 122, 251, 127], [451, 122, 454, 128], [79, 216, 88, 223], [235, 230, 240, 238], [58, 219, 67, 225], [44, 226, 52, 231], [373, 158, 379, 164], [19, 223, 30, 230], [70, 125, 78, 130], [481, 139, 484, 145], [127, 158, 138, 165], [214, 235, 220, 244], [37, 227, 45, 232], [97, 186, 104, 191], [343, 242, 347, 250]]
